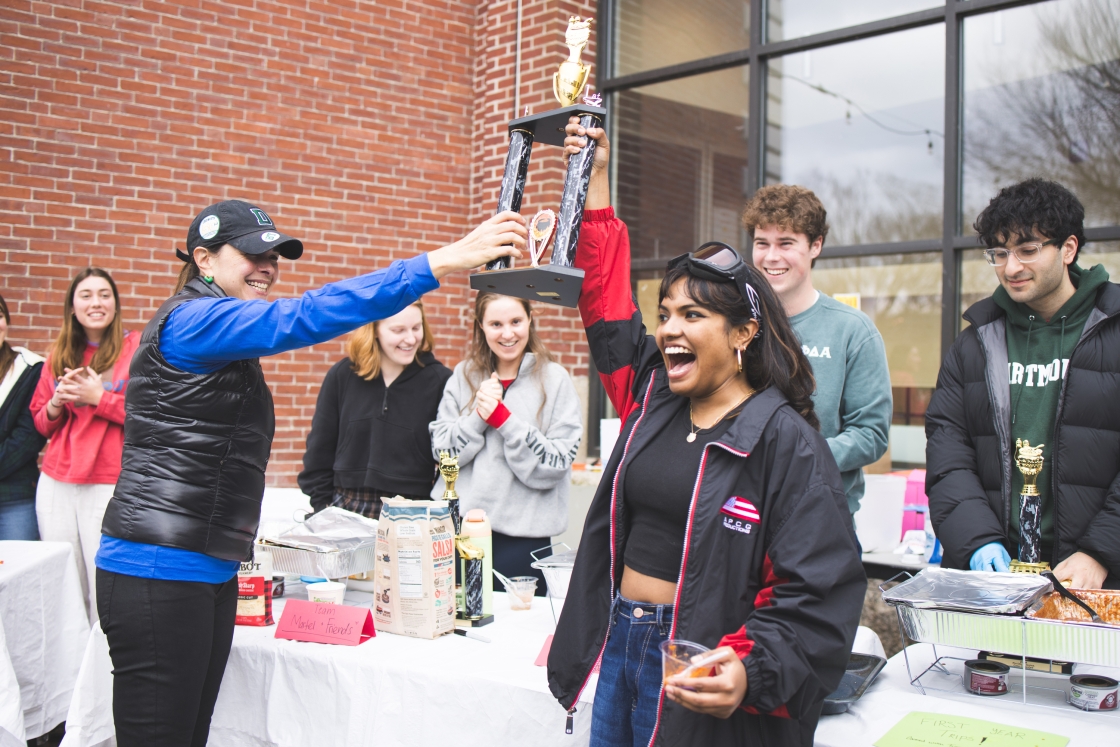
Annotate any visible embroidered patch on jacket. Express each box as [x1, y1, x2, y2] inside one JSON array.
[[720, 496, 760, 535]]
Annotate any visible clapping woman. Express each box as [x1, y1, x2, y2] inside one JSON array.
[[430, 292, 583, 587], [547, 119, 865, 746], [29, 268, 139, 617], [299, 301, 452, 518], [94, 200, 524, 747]]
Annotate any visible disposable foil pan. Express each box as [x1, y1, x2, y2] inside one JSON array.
[[882, 568, 1050, 615], [894, 605, 1120, 668], [261, 541, 378, 579]]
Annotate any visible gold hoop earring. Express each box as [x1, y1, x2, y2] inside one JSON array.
[[737, 347, 743, 373]]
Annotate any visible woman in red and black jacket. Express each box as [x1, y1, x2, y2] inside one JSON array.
[[546, 121, 865, 746]]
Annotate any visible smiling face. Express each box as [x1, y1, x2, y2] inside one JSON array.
[[656, 278, 754, 398], [751, 225, 821, 303], [196, 245, 279, 301], [71, 276, 117, 342], [376, 304, 424, 369], [480, 296, 531, 370], [993, 233, 1077, 311]]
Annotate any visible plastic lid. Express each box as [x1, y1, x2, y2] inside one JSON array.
[[465, 509, 487, 522]]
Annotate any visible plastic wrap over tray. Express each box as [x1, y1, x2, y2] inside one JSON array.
[[894, 605, 1120, 667], [882, 568, 1051, 615], [259, 506, 379, 578]]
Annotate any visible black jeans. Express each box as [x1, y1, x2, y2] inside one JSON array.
[[96, 568, 238, 747]]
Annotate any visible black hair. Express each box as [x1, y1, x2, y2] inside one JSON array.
[[658, 263, 819, 430], [974, 178, 1086, 262]]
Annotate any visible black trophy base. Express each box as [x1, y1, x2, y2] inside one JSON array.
[[455, 612, 495, 628], [470, 265, 585, 308]]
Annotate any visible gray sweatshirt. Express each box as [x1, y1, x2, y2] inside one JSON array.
[[429, 353, 583, 537]]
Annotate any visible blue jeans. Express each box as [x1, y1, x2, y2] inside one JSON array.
[[590, 594, 673, 747], [0, 500, 39, 540]]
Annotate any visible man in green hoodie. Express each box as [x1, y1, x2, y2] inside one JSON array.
[[926, 178, 1118, 590]]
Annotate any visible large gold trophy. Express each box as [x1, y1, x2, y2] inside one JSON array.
[[1009, 440, 1050, 574], [469, 15, 605, 308]]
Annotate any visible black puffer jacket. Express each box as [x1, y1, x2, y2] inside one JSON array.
[[103, 278, 274, 562], [0, 352, 46, 504], [925, 284, 1120, 587], [298, 351, 451, 510], [548, 211, 866, 746]]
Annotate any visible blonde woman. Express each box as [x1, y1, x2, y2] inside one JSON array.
[[29, 268, 140, 617], [430, 292, 583, 585], [300, 302, 452, 518]]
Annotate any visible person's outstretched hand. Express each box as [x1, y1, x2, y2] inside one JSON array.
[[563, 117, 610, 211], [970, 542, 1011, 573], [427, 211, 527, 279]]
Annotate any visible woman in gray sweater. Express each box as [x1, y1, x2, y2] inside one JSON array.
[[430, 293, 582, 588]]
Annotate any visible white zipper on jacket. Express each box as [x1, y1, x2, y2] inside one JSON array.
[[646, 440, 750, 747], [564, 370, 658, 733]]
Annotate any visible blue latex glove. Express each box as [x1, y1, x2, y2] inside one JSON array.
[[970, 542, 1011, 572]]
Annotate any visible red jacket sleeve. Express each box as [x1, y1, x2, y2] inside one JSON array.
[[575, 208, 662, 421], [30, 357, 67, 438]]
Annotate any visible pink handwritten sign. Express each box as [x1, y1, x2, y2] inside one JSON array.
[[275, 599, 376, 646]]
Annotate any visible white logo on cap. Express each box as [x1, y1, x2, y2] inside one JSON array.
[[261, 232, 280, 242], [199, 215, 220, 240]]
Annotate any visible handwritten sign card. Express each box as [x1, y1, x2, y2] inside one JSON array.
[[275, 599, 376, 646], [874, 712, 1069, 747]]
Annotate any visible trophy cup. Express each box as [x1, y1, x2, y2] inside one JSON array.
[[438, 451, 493, 625], [1009, 440, 1051, 574], [469, 15, 605, 308]]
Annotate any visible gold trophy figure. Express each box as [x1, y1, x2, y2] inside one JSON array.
[[553, 17, 592, 107], [438, 451, 493, 625], [1010, 440, 1051, 574]]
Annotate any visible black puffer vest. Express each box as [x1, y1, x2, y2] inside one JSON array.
[[102, 278, 275, 561]]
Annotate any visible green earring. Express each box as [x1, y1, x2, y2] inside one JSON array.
[[203, 275, 214, 283]]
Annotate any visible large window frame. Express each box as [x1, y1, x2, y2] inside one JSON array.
[[595, 0, 1120, 364]]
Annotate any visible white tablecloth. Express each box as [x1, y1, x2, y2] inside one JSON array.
[[0, 541, 90, 740], [63, 588, 596, 747], [815, 643, 1120, 746]]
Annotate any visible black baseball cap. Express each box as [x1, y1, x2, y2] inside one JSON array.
[[177, 200, 304, 262]]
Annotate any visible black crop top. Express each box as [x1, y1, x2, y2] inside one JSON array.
[[622, 401, 736, 583]]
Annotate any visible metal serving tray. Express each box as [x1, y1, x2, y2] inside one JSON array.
[[822, 653, 887, 715], [892, 601, 1120, 668], [261, 541, 378, 580]]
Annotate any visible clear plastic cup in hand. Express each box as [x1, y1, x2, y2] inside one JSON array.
[[506, 576, 537, 610], [660, 639, 713, 685]]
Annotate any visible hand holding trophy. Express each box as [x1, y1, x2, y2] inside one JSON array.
[[470, 15, 606, 307]]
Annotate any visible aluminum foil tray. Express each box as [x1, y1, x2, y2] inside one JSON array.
[[895, 605, 1120, 668], [262, 541, 378, 579], [883, 568, 1050, 615]]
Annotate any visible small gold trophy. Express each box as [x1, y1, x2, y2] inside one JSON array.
[[438, 451, 492, 625], [553, 17, 592, 107], [438, 450, 460, 533], [1009, 440, 1051, 574]]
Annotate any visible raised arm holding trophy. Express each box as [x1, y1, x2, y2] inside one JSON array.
[[469, 16, 605, 307]]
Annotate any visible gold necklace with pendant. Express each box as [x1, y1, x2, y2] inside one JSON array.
[[687, 392, 753, 443]]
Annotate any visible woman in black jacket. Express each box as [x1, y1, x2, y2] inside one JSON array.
[[299, 301, 452, 518], [547, 121, 865, 747], [0, 293, 47, 540]]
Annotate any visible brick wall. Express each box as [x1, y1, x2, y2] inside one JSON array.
[[1, 0, 598, 486]]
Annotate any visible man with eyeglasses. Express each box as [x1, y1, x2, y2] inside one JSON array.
[[744, 184, 892, 519], [926, 178, 1119, 589]]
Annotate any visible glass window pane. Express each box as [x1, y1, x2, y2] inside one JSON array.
[[765, 25, 945, 245], [767, 0, 943, 42], [962, 240, 1120, 315], [814, 253, 942, 468], [615, 0, 751, 77], [963, 1, 1120, 232], [615, 66, 751, 260]]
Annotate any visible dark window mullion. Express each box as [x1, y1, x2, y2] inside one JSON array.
[[942, 2, 964, 358]]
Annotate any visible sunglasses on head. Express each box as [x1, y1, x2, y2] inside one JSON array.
[[667, 242, 763, 328]]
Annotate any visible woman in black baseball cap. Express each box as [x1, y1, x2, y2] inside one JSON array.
[[94, 199, 525, 747]]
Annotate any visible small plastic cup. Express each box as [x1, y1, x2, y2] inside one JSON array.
[[307, 580, 346, 605], [660, 639, 712, 685], [506, 576, 538, 610]]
